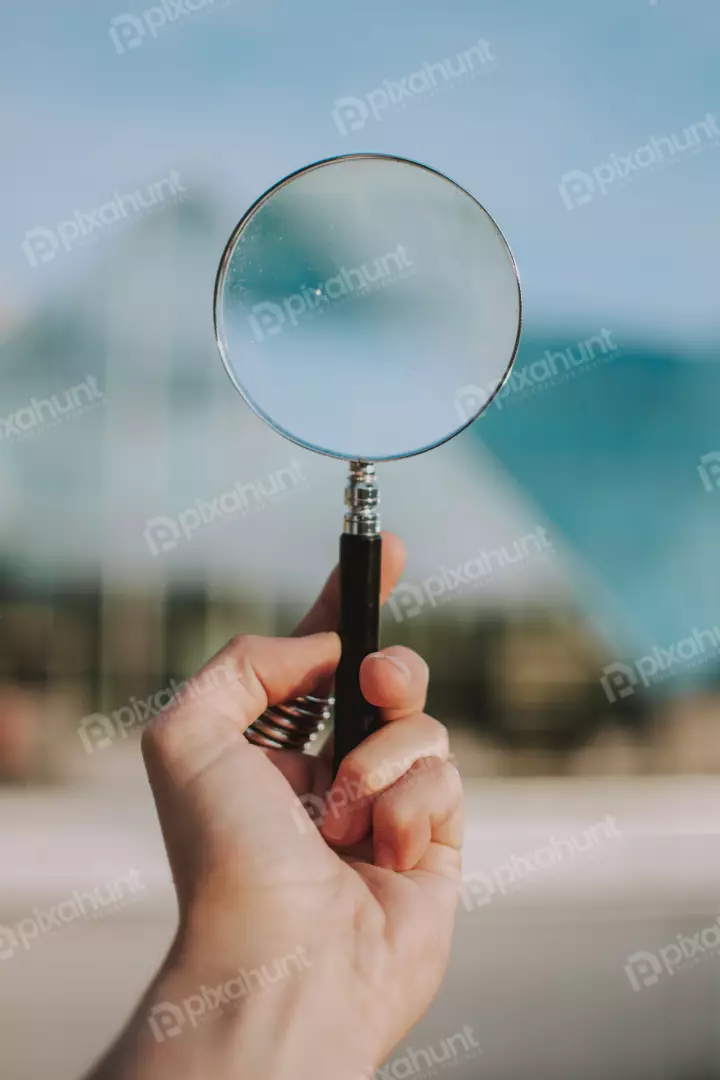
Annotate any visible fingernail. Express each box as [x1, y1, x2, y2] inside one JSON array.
[[319, 792, 348, 843], [367, 653, 410, 682], [375, 844, 395, 871], [320, 815, 346, 844]]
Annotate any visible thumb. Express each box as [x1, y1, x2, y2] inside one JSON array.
[[141, 632, 341, 904]]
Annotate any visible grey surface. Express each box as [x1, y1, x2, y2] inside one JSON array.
[[1, 776, 720, 1080]]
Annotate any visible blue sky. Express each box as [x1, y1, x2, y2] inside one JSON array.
[[2, 0, 720, 345]]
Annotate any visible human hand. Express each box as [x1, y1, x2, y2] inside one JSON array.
[[94, 534, 463, 1080]]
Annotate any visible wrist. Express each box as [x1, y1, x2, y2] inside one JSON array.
[[137, 932, 380, 1080]]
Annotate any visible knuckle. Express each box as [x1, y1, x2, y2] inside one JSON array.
[[223, 635, 265, 698], [413, 715, 449, 757], [402, 754, 460, 804], [226, 632, 257, 655], [437, 757, 464, 798], [374, 792, 417, 844], [408, 753, 445, 780]]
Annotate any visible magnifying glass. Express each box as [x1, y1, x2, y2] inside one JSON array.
[[213, 153, 521, 775]]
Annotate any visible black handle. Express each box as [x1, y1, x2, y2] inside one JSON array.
[[333, 532, 382, 776]]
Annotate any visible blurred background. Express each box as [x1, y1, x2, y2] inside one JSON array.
[[1, 0, 719, 1077]]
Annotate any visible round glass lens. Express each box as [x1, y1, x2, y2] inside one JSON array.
[[214, 154, 521, 461]]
